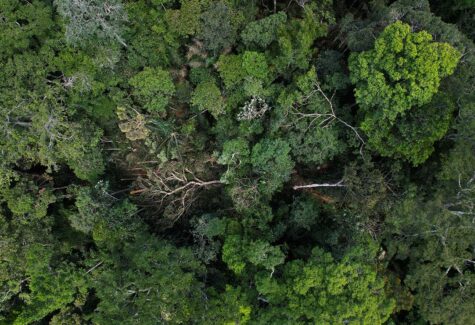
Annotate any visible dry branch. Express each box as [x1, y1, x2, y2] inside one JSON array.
[[132, 166, 223, 223], [293, 179, 345, 190]]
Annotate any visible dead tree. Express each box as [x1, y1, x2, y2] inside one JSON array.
[[131, 165, 223, 224]]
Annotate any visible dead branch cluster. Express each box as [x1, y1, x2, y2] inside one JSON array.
[[130, 165, 222, 223]]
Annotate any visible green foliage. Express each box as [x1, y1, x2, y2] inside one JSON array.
[[205, 286, 252, 325], [124, 0, 180, 68], [61, 182, 142, 249], [165, 0, 207, 36], [189, 66, 214, 85], [2, 103, 105, 182], [384, 185, 475, 324], [255, 245, 395, 323], [191, 79, 225, 117], [91, 199, 140, 245], [222, 235, 285, 274], [92, 232, 206, 324], [1, 180, 55, 220], [129, 67, 175, 114], [67, 184, 106, 234], [0, 1, 474, 323], [191, 214, 226, 263], [288, 195, 321, 231], [0, 211, 54, 321], [349, 21, 461, 164], [218, 138, 251, 181], [198, 1, 241, 54], [273, 67, 346, 165], [251, 138, 294, 197], [366, 94, 455, 164], [57, 121, 105, 182], [12, 245, 87, 325], [246, 240, 285, 271], [0, 0, 53, 58], [350, 21, 460, 121], [288, 124, 344, 165], [242, 51, 268, 80], [222, 235, 247, 274], [274, 2, 333, 71], [217, 54, 246, 89], [241, 12, 287, 49]]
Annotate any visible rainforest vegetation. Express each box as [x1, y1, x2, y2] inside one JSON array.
[[0, 0, 474, 324]]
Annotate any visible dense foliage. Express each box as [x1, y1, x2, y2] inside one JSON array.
[[0, 0, 474, 324]]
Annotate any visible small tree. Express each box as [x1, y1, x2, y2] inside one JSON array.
[[191, 80, 225, 118], [129, 67, 175, 114], [240, 12, 287, 49], [251, 139, 294, 198]]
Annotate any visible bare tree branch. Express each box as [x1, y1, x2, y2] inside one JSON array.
[[287, 81, 366, 156], [293, 179, 345, 190], [132, 165, 223, 223]]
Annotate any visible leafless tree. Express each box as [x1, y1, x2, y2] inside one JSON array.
[[131, 165, 223, 223], [55, 0, 128, 47], [237, 96, 270, 121]]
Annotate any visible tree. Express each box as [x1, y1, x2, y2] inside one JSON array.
[[11, 245, 87, 325], [54, 0, 128, 47], [0, 205, 55, 322], [365, 94, 455, 164], [198, 1, 241, 54], [165, 0, 206, 37], [204, 286, 252, 325], [56, 120, 105, 182], [217, 52, 269, 91], [129, 67, 175, 114], [350, 21, 460, 122], [191, 214, 226, 263], [0, 0, 53, 59], [384, 185, 475, 324], [124, 0, 180, 68], [191, 79, 225, 118], [349, 21, 460, 164], [91, 232, 206, 324], [242, 51, 268, 80], [272, 67, 348, 165], [273, 1, 333, 71], [0, 37, 106, 182], [1, 179, 55, 220], [254, 245, 395, 323], [251, 138, 294, 198], [240, 12, 287, 49], [1, 0, 474, 323], [222, 235, 285, 274], [116, 106, 150, 141], [64, 182, 141, 242]]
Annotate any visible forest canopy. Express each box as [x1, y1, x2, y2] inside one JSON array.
[[0, 0, 474, 324]]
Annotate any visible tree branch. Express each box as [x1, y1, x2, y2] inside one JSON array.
[[293, 179, 345, 190]]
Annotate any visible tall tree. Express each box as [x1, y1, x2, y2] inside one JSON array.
[[349, 21, 460, 164]]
